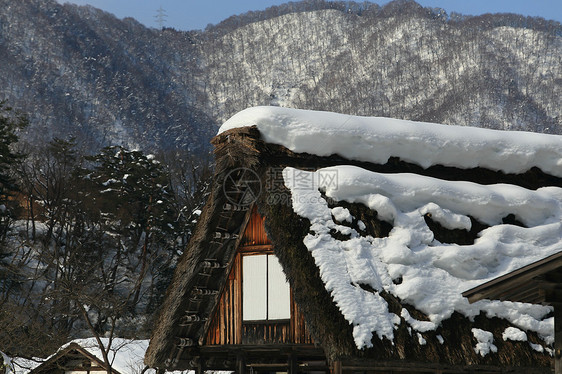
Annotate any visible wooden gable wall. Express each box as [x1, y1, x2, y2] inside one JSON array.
[[205, 207, 314, 346]]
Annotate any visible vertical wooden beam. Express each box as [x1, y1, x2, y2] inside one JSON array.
[[235, 253, 242, 344], [330, 360, 342, 374], [290, 290, 296, 343], [552, 303, 562, 374], [196, 357, 206, 374], [236, 353, 246, 374], [288, 353, 298, 374]]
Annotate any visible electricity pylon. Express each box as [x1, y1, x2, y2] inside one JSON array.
[[154, 6, 167, 29]]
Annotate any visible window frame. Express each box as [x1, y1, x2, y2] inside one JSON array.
[[241, 252, 291, 323]]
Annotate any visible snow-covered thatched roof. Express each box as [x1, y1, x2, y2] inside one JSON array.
[[147, 107, 562, 372], [219, 106, 562, 177]]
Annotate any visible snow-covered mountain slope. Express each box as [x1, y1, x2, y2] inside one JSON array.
[[0, 0, 215, 153], [0, 0, 560, 151], [203, 3, 561, 133]]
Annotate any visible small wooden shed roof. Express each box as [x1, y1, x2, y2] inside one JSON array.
[[462, 249, 562, 374], [463, 251, 562, 305], [29, 342, 121, 374]]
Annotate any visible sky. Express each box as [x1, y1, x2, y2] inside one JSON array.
[[56, 0, 562, 31]]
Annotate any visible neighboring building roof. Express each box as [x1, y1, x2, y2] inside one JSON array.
[[15, 339, 149, 374], [146, 107, 562, 372], [462, 251, 562, 305], [1, 351, 12, 374], [28, 342, 118, 374]]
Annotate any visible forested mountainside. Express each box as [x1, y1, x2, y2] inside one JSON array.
[[204, 3, 561, 132], [0, 0, 214, 153], [1, 0, 561, 154]]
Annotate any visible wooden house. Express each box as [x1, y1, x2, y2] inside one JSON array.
[[145, 107, 562, 373]]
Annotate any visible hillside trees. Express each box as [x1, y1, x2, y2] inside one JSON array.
[[0, 102, 33, 356], [199, 2, 561, 134], [0, 139, 213, 358], [0, 101, 26, 297], [0, 102, 27, 242]]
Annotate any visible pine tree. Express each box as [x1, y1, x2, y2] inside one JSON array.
[[77, 146, 181, 326], [0, 101, 27, 242], [0, 102, 31, 357], [0, 101, 27, 278]]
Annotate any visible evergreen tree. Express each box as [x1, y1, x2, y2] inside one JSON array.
[[0, 101, 27, 286], [0, 103, 34, 357], [77, 146, 181, 329], [0, 101, 27, 242], [84, 146, 179, 246]]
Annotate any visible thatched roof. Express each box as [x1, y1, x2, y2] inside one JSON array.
[[146, 107, 562, 372]]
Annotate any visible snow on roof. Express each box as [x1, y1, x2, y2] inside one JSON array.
[[11, 338, 152, 374], [283, 165, 561, 350], [220, 106, 562, 352], [10, 338, 229, 374], [2, 351, 14, 374], [219, 106, 562, 177]]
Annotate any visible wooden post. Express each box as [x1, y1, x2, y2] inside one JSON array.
[[552, 303, 562, 374], [236, 353, 246, 374], [288, 353, 298, 374], [330, 360, 342, 374], [196, 357, 206, 374]]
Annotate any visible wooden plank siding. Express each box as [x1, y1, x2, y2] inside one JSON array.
[[206, 253, 241, 345], [205, 207, 314, 346], [291, 298, 314, 345], [241, 321, 291, 344], [240, 207, 271, 247]]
